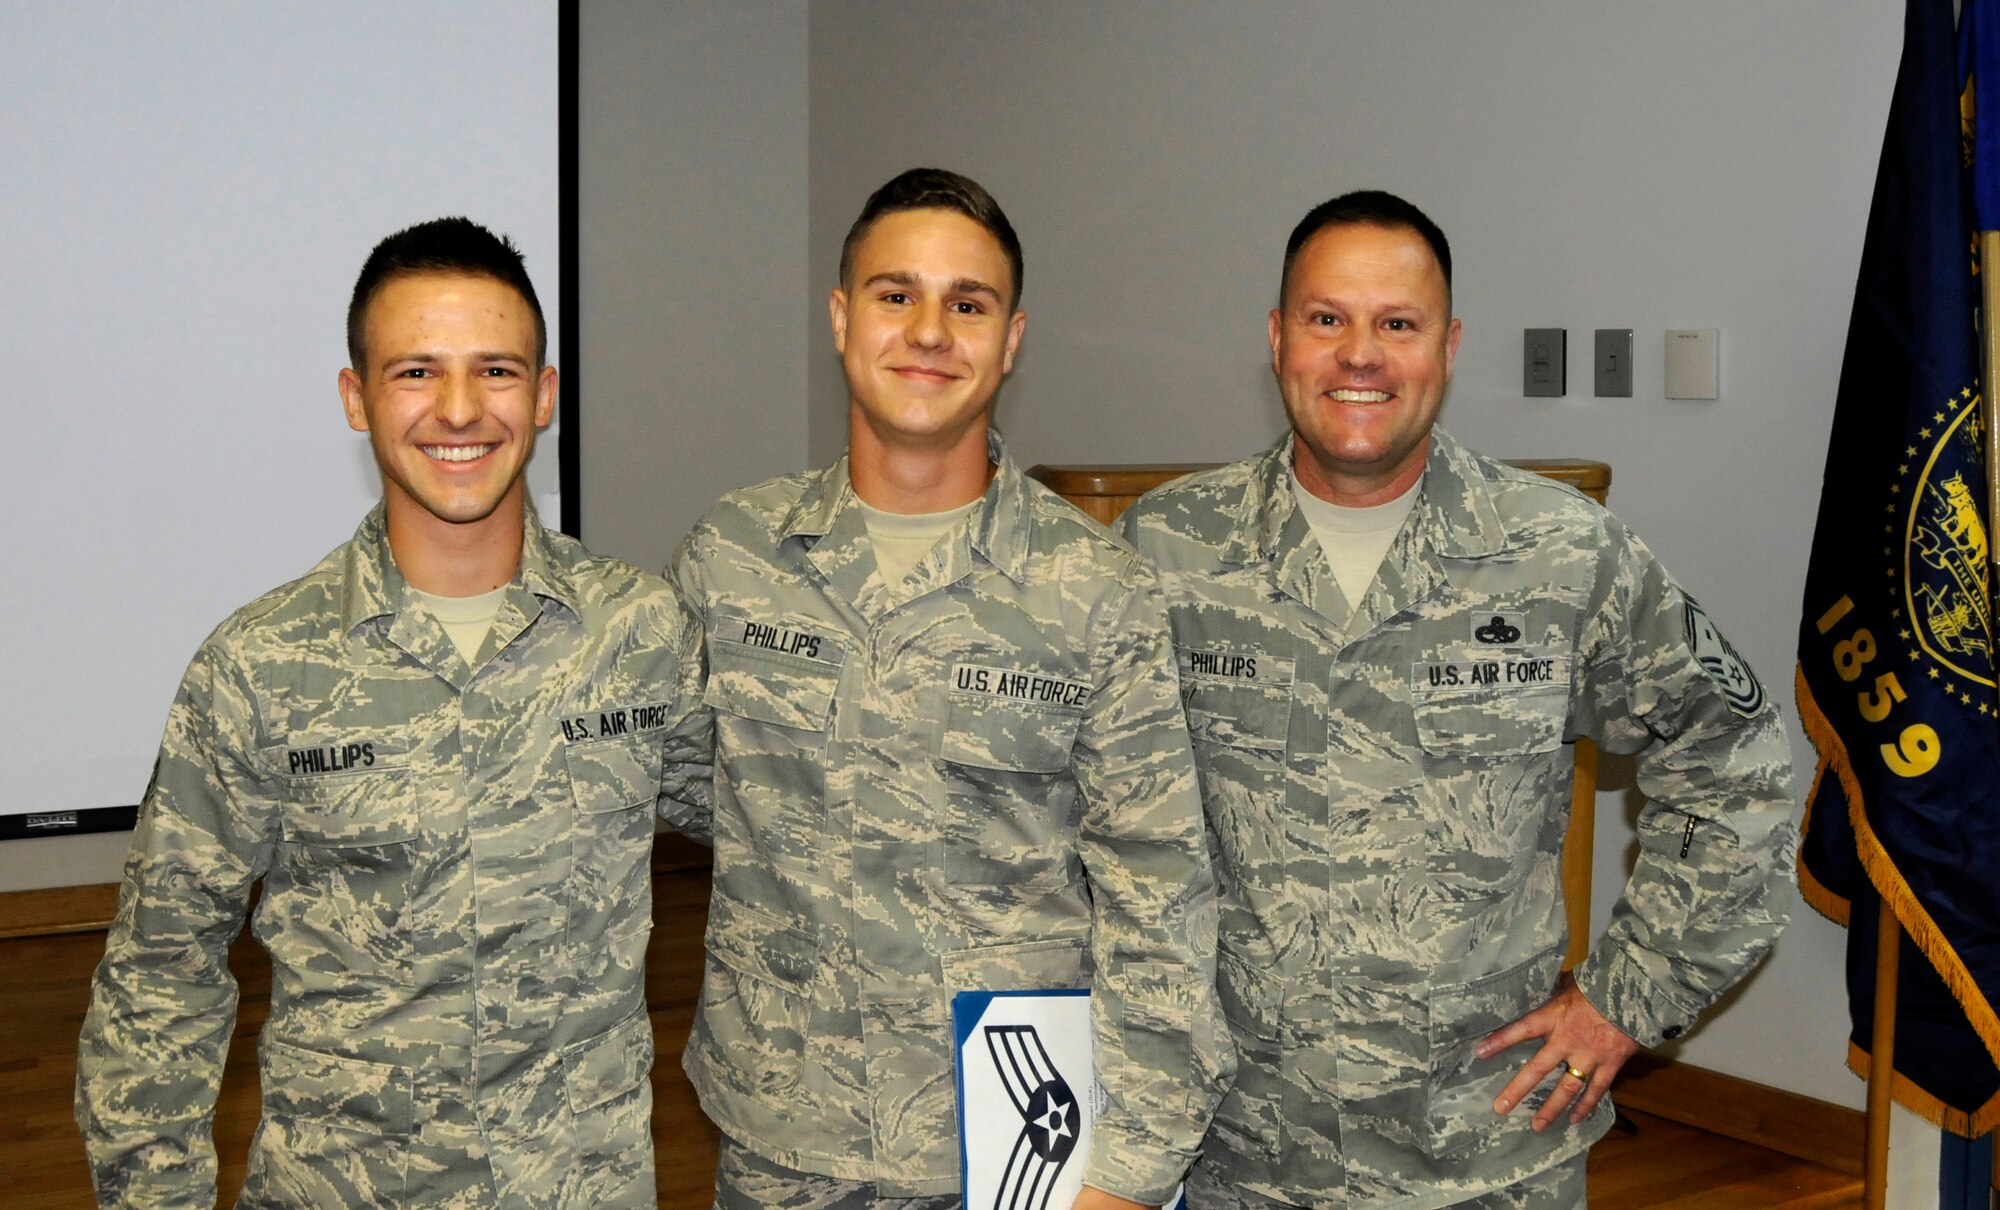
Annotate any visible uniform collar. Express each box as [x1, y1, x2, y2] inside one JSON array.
[[780, 430, 1034, 586], [338, 500, 578, 635], [1223, 426, 1510, 566]]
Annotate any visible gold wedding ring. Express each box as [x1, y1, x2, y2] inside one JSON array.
[[1563, 1062, 1589, 1081]]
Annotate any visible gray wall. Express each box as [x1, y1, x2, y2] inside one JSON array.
[[808, 0, 1898, 1125], [579, 1, 811, 572]]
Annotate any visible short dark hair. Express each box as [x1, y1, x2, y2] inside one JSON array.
[[346, 217, 546, 371], [1281, 190, 1452, 309], [838, 168, 1024, 310]]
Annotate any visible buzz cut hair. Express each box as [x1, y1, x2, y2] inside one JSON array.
[[1280, 190, 1453, 310], [838, 168, 1024, 310], [346, 217, 546, 372]]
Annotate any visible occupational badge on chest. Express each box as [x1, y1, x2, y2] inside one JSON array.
[[1469, 611, 1528, 646]]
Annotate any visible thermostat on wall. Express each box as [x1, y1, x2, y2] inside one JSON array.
[[1664, 329, 1719, 399]]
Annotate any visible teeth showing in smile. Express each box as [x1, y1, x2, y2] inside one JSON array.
[[421, 444, 496, 463], [1327, 389, 1392, 402]]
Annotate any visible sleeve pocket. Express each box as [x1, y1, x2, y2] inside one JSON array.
[[1114, 961, 1194, 1118]]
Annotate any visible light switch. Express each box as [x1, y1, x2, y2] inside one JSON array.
[[1594, 329, 1633, 397], [1524, 329, 1565, 397], [1665, 329, 1719, 399]]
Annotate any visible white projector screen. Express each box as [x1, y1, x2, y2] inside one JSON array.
[[0, 2, 565, 835]]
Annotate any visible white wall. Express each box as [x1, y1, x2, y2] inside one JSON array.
[[808, 0, 1900, 1125], [0, 1, 559, 890], [579, 1, 810, 572]]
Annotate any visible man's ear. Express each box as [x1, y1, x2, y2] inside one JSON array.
[[829, 288, 850, 355], [1001, 309, 1026, 374], [534, 366, 558, 428], [338, 367, 370, 433]]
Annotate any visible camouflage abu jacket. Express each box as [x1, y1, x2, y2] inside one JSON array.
[[1120, 430, 1796, 1209], [663, 437, 1231, 1203], [76, 505, 706, 1209]]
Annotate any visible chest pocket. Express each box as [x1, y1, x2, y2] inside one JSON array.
[[566, 729, 666, 946], [273, 749, 419, 976], [704, 636, 843, 871], [1412, 654, 1570, 759], [939, 691, 1081, 773]]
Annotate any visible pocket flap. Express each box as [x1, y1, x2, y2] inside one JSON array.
[[563, 1011, 655, 1115], [939, 695, 1080, 773], [279, 770, 417, 848], [708, 892, 819, 988], [566, 735, 662, 815], [261, 1038, 414, 1136], [705, 645, 839, 732], [1216, 949, 1284, 1041], [940, 936, 1086, 991], [1429, 947, 1564, 1050], [1185, 679, 1290, 752]]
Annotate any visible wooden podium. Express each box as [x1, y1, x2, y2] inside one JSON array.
[[1027, 458, 1612, 972]]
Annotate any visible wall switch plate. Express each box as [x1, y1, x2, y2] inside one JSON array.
[[1665, 329, 1719, 399], [1524, 328, 1565, 396], [1594, 328, 1633, 397]]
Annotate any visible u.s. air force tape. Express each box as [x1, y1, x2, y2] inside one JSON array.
[[558, 701, 678, 744], [1412, 653, 1569, 692], [712, 615, 845, 666], [952, 663, 1092, 709]]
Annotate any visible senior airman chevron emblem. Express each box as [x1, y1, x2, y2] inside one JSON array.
[[984, 1025, 1079, 1210]]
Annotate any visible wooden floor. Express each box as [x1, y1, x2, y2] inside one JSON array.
[[3, 868, 1859, 1208]]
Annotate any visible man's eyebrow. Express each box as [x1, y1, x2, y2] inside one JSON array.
[[378, 351, 532, 371], [951, 277, 1003, 302], [1296, 293, 1425, 313], [861, 271, 920, 291]]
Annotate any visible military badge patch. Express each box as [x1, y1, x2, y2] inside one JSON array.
[[1470, 612, 1527, 645], [1683, 594, 1765, 716]]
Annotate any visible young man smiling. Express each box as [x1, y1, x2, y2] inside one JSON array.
[[77, 218, 704, 1208], [664, 169, 1227, 1209]]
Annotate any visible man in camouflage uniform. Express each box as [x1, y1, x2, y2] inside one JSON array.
[[1119, 192, 1796, 1209], [663, 168, 1229, 1209], [76, 219, 703, 1208]]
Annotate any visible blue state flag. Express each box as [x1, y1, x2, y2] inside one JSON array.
[[1797, 0, 2000, 1135]]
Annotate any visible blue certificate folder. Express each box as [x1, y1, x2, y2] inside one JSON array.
[[952, 989, 1186, 1210]]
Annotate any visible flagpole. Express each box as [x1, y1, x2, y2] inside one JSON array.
[[1865, 907, 1903, 1210], [1982, 226, 2000, 1201]]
